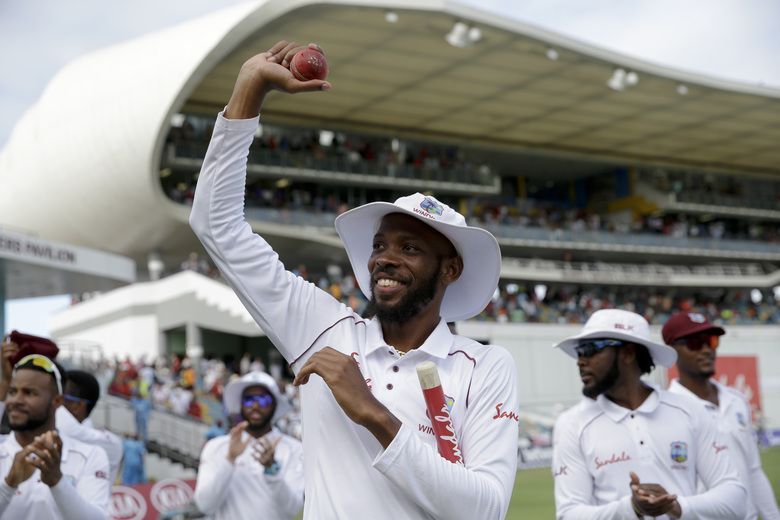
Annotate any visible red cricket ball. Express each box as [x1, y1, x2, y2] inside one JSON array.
[[290, 48, 328, 81]]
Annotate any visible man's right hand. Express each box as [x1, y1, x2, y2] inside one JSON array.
[[226, 422, 251, 464], [1, 338, 19, 382], [4, 447, 36, 488], [225, 40, 331, 120]]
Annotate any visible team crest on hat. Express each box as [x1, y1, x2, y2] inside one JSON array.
[[420, 197, 444, 216], [670, 441, 688, 463], [688, 313, 706, 323]]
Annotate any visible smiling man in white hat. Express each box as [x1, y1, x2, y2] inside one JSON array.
[[189, 40, 519, 519], [551, 309, 746, 519], [194, 371, 303, 520]]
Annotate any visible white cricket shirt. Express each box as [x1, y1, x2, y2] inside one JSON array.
[[0, 431, 110, 519], [194, 429, 303, 520], [57, 407, 124, 484], [552, 389, 746, 519], [669, 379, 780, 520], [190, 112, 520, 520]]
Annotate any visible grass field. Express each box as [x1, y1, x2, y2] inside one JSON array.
[[294, 446, 779, 519], [506, 446, 780, 519]]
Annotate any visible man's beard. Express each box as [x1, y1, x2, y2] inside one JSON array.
[[241, 406, 275, 433], [367, 267, 441, 325], [9, 409, 50, 432], [582, 354, 621, 399]]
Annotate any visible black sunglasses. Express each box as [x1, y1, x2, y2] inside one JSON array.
[[575, 338, 627, 358]]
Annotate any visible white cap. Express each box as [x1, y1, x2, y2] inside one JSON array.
[[553, 309, 677, 368], [223, 371, 289, 421], [334, 193, 501, 321]]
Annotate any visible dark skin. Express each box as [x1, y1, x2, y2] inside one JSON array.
[[671, 331, 720, 406], [225, 39, 465, 450], [576, 344, 681, 518], [227, 386, 281, 468], [4, 369, 64, 487], [292, 215, 463, 448]]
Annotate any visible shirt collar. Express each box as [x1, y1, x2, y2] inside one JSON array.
[[669, 379, 719, 410], [596, 387, 660, 422], [364, 318, 454, 359]]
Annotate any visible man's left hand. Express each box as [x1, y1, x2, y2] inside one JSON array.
[[253, 435, 281, 468], [293, 347, 401, 446], [28, 431, 63, 487]]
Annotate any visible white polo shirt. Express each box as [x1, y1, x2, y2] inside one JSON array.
[[194, 429, 303, 520], [56, 407, 123, 484], [669, 379, 780, 520], [552, 389, 746, 519], [0, 431, 110, 519], [190, 112, 520, 520]]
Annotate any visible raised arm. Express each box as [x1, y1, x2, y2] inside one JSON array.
[[189, 42, 349, 365]]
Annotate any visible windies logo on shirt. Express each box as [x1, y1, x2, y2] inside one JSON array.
[[670, 441, 688, 463]]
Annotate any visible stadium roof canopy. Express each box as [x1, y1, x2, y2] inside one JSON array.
[[187, 0, 780, 176], [1, 0, 778, 261]]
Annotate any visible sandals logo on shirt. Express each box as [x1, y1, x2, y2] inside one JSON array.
[[670, 441, 688, 463]]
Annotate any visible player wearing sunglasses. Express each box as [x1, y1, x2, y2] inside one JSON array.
[[194, 371, 303, 520], [0, 353, 110, 519], [551, 309, 746, 519], [664, 313, 780, 520]]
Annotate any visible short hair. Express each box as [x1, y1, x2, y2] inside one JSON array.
[[64, 370, 100, 416], [635, 344, 655, 375]]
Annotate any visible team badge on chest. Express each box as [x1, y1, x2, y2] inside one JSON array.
[[670, 441, 688, 463]]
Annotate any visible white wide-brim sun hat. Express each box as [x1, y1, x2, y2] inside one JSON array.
[[334, 193, 501, 322], [223, 371, 289, 422], [554, 308, 677, 368]]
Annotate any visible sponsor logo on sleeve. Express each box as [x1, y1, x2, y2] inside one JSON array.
[[492, 402, 519, 422], [95, 470, 108, 480]]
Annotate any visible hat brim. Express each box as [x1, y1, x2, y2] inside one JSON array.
[[223, 379, 289, 422], [334, 202, 501, 322], [554, 330, 678, 368]]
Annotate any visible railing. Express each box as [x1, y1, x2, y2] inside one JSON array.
[[244, 207, 338, 229], [91, 395, 206, 468], [166, 143, 500, 195], [479, 222, 780, 258], [501, 257, 780, 287]]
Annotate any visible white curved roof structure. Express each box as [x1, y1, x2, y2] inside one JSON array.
[[1, 0, 779, 264]]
